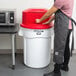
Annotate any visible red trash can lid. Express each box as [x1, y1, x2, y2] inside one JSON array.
[[23, 9, 47, 12], [20, 23, 53, 29], [20, 9, 53, 29]]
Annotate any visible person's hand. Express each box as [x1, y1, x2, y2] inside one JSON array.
[[35, 19, 41, 23], [43, 21, 50, 25]]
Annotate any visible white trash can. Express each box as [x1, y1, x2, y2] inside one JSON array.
[[19, 27, 52, 68], [19, 8, 53, 68]]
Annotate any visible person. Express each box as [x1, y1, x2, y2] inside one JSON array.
[[35, 0, 74, 76]]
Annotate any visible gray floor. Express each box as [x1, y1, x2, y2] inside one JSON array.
[[0, 54, 76, 76]]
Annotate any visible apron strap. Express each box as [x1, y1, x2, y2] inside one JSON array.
[[70, 21, 76, 56], [65, 17, 76, 56], [59, 10, 76, 56]]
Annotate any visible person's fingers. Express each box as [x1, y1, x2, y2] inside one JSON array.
[[43, 21, 49, 24], [35, 19, 40, 23]]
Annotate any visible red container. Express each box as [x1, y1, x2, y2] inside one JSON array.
[[21, 9, 53, 29]]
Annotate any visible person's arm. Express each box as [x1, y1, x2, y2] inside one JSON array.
[[43, 15, 55, 24], [36, 6, 58, 23]]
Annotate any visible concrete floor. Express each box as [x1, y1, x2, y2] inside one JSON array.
[[0, 54, 76, 76]]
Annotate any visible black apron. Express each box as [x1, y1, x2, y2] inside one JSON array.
[[53, 10, 69, 64], [53, 10, 76, 64], [60, 10, 76, 56]]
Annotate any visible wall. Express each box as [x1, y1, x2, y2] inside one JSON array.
[[0, 0, 75, 52], [73, 0, 76, 50], [0, 0, 53, 50]]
